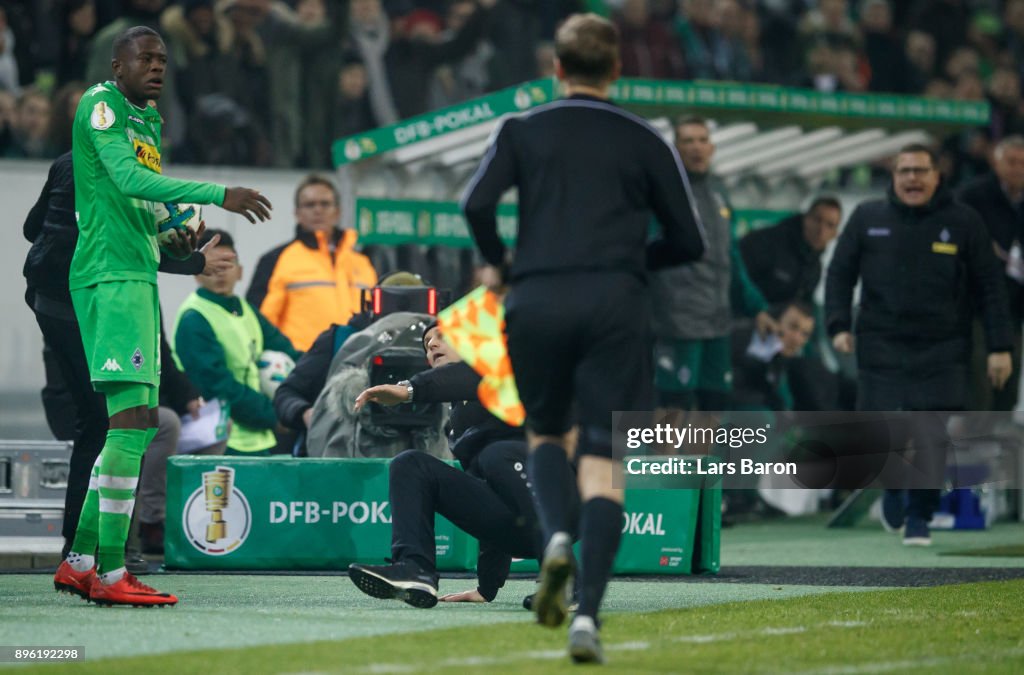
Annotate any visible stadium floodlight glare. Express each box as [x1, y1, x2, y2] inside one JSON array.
[[796, 130, 932, 178], [390, 121, 499, 164], [713, 127, 844, 176], [756, 129, 890, 176], [711, 126, 802, 164]]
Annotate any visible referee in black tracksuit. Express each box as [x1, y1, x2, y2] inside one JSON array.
[[460, 14, 705, 664]]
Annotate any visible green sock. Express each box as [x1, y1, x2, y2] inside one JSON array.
[[96, 428, 147, 575], [69, 454, 103, 556]]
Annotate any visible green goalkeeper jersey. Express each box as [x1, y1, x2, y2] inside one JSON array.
[[69, 81, 227, 290]]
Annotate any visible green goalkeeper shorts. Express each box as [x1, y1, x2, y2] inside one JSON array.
[[71, 280, 161, 388], [654, 336, 733, 394]]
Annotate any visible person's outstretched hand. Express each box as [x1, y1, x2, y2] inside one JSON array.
[[223, 187, 272, 223], [353, 384, 410, 413]]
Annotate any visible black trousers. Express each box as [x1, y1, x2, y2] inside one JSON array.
[[33, 305, 108, 551], [505, 272, 654, 457], [389, 442, 541, 578], [857, 368, 963, 522]]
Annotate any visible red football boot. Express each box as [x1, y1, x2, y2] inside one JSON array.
[[89, 572, 178, 607], [53, 561, 96, 600]]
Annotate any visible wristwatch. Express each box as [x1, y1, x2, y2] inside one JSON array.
[[397, 380, 414, 402]]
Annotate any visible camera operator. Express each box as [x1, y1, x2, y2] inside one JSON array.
[[274, 271, 430, 454], [347, 322, 576, 608]]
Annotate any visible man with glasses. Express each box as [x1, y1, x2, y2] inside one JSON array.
[[825, 143, 1013, 546], [247, 174, 378, 351]]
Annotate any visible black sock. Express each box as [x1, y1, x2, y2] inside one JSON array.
[[528, 443, 573, 544], [576, 497, 623, 621]]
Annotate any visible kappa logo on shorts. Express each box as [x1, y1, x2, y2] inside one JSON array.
[[131, 348, 145, 371], [101, 358, 123, 372]]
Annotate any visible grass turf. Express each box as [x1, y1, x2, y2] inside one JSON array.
[[940, 545, 1024, 558], [8, 579, 1024, 674]]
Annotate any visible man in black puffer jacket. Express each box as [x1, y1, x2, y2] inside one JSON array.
[[825, 143, 1013, 547], [347, 321, 576, 609]]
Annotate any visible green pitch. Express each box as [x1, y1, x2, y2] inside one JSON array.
[[3, 518, 1022, 673], [6, 579, 1023, 674]]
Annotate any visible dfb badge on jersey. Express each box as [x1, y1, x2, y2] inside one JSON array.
[[91, 101, 115, 130]]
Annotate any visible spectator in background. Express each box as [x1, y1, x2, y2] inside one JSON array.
[[0, 4, 21, 93], [55, 0, 98, 86], [650, 116, 773, 413], [0, 88, 15, 154], [908, 0, 968, 69], [331, 52, 376, 145], [945, 46, 981, 83], [988, 67, 1024, 141], [430, 0, 495, 110], [966, 11, 1001, 81], [535, 40, 556, 78], [174, 229, 301, 457], [958, 135, 1024, 415], [859, 0, 909, 94], [614, 0, 687, 80], [798, 0, 857, 46], [904, 30, 937, 94], [162, 0, 249, 116], [46, 81, 87, 156], [826, 143, 1013, 547], [181, 92, 271, 166], [739, 196, 842, 306], [756, 0, 805, 85], [216, 0, 335, 169], [247, 174, 378, 351], [344, 0, 495, 127], [676, 0, 725, 80], [6, 88, 52, 159], [715, 0, 761, 82], [1006, 0, 1024, 83], [485, 0, 545, 91]]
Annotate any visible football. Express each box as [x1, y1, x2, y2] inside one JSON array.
[[154, 201, 202, 247], [257, 350, 295, 397]]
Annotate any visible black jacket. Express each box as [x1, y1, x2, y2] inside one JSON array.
[[273, 313, 372, 431], [825, 183, 1013, 374], [409, 362, 524, 471], [740, 213, 822, 305], [957, 172, 1024, 321], [462, 94, 705, 282]]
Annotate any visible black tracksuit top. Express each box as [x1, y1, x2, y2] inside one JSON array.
[[460, 93, 706, 280]]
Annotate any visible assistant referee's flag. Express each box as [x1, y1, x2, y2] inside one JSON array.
[[437, 286, 525, 426]]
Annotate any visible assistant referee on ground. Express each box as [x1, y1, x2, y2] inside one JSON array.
[[461, 12, 706, 664]]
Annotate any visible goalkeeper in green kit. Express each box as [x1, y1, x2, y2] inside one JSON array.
[[52, 26, 272, 607]]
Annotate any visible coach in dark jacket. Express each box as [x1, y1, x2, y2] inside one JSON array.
[[826, 143, 1013, 546], [740, 197, 842, 305], [957, 135, 1024, 412], [348, 322, 561, 607]]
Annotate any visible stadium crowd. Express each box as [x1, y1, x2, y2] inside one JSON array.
[[0, 0, 1023, 180]]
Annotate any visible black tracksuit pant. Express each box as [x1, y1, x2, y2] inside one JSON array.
[[389, 441, 542, 587], [33, 302, 107, 553]]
